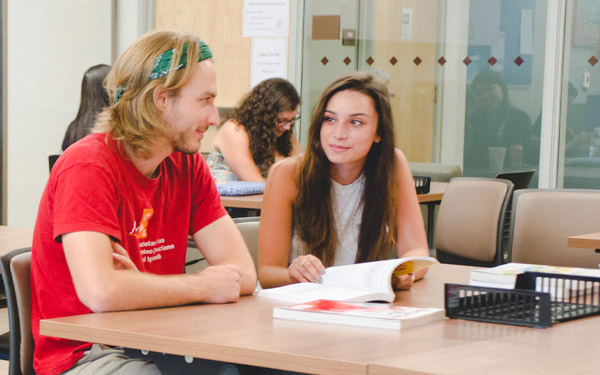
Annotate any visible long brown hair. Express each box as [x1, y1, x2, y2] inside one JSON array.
[[62, 64, 111, 151], [229, 78, 300, 176], [294, 71, 398, 267]]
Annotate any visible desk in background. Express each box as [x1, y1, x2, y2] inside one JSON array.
[[568, 232, 600, 253], [221, 182, 447, 247], [40, 263, 599, 375]]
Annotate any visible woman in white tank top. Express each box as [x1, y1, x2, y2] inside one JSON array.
[[258, 72, 429, 290]]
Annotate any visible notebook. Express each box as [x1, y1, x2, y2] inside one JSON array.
[[217, 181, 266, 196]]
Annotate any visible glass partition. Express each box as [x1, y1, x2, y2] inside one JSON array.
[[559, 0, 600, 189], [301, 0, 550, 189], [462, 0, 547, 187]]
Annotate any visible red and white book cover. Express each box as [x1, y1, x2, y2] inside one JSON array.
[[273, 299, 445, 330]]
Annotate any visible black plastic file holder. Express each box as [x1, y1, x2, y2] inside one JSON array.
[[444, 271, 600, 328], [414, 176, 431, 195]]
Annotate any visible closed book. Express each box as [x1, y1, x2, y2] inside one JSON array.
[[257, 257, 439, 303], [470, 263, 600, 299], [273, 299, 445, 330]]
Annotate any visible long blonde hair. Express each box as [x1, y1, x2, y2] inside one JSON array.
[[94, 30, 205, 158]]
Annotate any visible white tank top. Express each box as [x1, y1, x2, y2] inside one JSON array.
[[290, 174, 365, 266]]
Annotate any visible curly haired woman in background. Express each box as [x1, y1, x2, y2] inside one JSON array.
[[207, 78, 302, 182]]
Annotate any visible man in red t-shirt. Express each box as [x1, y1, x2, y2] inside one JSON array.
[[31, 31, 257, 375]]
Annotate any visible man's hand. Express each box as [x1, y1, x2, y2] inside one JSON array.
[[197, 265, 242, 303], [111, 241, 138, 271]]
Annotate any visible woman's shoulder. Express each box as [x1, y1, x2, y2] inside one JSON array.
[[264, 155, 302, 201], [269, 154, 302, 178], [220, 119, 249, 136], [394, 148, 408, 163], [214, 119, 250, 148]]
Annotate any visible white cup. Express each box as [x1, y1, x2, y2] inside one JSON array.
[[488, 147, 506, 171]]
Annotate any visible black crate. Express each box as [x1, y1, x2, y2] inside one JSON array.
[[445, 271, 600, 328], [414, 176, 431, 194]]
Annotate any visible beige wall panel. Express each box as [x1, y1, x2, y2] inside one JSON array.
[[156, 0, 252, 152], [156, 0, 251, 108], [375, 0, 437, 162]]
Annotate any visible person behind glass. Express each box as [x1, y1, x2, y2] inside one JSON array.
[[61, 64, 111, 151], [207, 78, 302, 183], [463, 70, 533, 171], [31, 31, 257, 375], [533, 81, 589, 158], [257, 71, 429, 290]]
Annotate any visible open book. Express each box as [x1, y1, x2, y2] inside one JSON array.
[[256, 256, 439, 303], [273, 299, 445, 330]]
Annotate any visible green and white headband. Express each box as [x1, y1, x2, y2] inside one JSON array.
[[115, 40, 212, 104]]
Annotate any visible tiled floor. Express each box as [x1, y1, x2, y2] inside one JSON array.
[[0, 308, 9, 374]]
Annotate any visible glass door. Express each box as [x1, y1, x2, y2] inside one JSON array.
[[300, 0, 439, 163], [559, 0, 600, 189]]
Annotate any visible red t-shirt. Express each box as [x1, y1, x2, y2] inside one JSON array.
[[31, 133, 227, 375]]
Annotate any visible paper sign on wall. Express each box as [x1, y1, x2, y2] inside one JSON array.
[[402, 9, 412, 39], [250, 38, 288, 88], [242, 0, 290, 38]]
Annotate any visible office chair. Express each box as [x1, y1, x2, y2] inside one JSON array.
[[0, 248, 34, 375], [509, 189, 600, 268], [48, 155, 60, 172], [233, 216, 260, 272], [495, 170, 535, 190], [434, 177, 514, 267]]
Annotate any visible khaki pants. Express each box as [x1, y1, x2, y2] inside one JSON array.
[[61, 344, 161, 375]]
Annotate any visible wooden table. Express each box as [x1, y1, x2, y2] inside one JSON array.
[[0, 225, 33, 257], [568, 232, 600, 253], [221, 182, 446, 211], [40, 263, 600, 375], [220, 194, 263, 210]]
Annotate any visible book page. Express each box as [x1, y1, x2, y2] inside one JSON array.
[[321, 259, 401, 296], [257, 283, 390, 303], [321, 257, 438, 296], [257, 257, 438, 303]]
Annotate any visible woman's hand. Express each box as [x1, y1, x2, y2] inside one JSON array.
[[111, 241, 139, 271], [392, 273, 414, 290], [288, 255, 325, 283]]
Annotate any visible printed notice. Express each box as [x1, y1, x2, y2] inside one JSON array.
[[243, 0, 290, 38], [250, 38, 288, 88]]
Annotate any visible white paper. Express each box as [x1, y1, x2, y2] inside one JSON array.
[[243, 0, 290, 38], [520, 9, 534, 55], [250, 38, 288, 88], [401, 9, 412, 39]]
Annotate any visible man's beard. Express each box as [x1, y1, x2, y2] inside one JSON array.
[[171, 131, 201, 155]]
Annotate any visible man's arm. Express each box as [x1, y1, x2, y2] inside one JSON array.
[[192, 215, 257, 295], [63, 229, 249, 312]]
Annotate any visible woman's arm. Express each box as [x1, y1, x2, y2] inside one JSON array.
[[258, 157, 323, 288], [217, 120, 265, 182], [394, 149, 430, 286]]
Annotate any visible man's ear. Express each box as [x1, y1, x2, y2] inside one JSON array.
[[153, 85, 169, 111]]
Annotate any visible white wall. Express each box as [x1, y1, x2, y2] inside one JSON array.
[[6, 0, 113, 228]]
